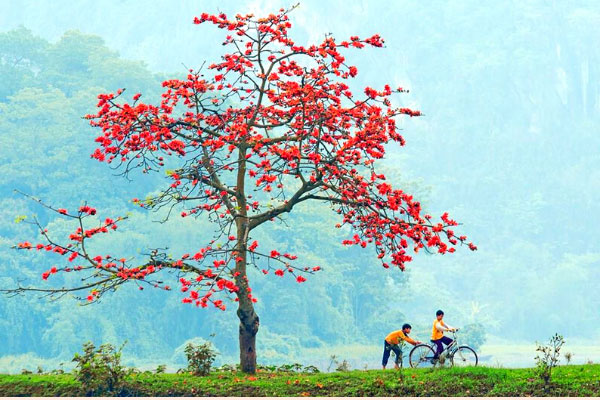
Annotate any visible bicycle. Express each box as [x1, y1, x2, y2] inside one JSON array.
[[408, 329, 478, 368]]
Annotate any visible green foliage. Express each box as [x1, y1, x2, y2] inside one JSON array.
[[184, 341, 218, 376], [535, 333, 565, 386], [460, 323, 486, 351], [214, 363, 238, 372], [276, 362, 303, 373], [155, 364, 167, 374], [302, 365, 320, 373], [71, 341, 129, 395]]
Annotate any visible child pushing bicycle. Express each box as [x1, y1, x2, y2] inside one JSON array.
[[382, 323, 422, 369]]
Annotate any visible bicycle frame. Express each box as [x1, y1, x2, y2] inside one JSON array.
[[438, 331, 459, 360]]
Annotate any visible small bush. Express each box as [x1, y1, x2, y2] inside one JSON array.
[[277, 363, 303, 373], [184, 341, 218, 376], [335, 359, 350, 372], [155, 364, 167, 374], [564, 352, 573, 365], [257, 364, 277, 372], [302, 365, 320, 373], [535, 333, 565, 386], [72, 341, 129, 395], [214, 363, 238, 372], [328, 354, 350, 372], [461, 323, 487, 351]]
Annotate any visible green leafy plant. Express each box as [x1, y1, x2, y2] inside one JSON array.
[[257, 364, 278, 372], [71, 341, 129, 395], [214, 363, 238, 372], [277, 363, 304, 373], [155, 364, 167, 374], [184, 341, 218, 376], [302, 365, 320, 373], [535, 333, 565, 386]]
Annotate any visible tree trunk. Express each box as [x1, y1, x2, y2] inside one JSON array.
[[237, 301, 259, 374], [234, 213, 258, 373], [234, 146, 258, 374], [235, 250, 259, 373]]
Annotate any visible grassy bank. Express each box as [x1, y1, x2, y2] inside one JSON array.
[[1, 364, 599, 397]]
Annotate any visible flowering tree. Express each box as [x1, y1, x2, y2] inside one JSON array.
[[8, 7, 476, 373]]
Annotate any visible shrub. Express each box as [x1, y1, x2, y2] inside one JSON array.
[[335, 359, 350, 372], [535, 333, 565, 386], [72, 341, 129, 395], [214, 363, 238, 372], [327, 355, 351, 372], [184, 341, 218, 376], [564, 352, 573, 365], [302, 365, 320, 373], [155, 364, 167, 374], [277, 363, 303, 373], [461, 323, 487, 351]]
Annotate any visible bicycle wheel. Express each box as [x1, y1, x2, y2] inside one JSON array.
[[409, 344, 436, 368], [451, 346, 478, 367]]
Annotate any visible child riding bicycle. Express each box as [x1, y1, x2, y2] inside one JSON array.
[[431, 309, 457, 360]]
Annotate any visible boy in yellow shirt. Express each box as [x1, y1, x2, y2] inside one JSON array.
[[431, 309, 457, 359], [382, 323, 422, 369]]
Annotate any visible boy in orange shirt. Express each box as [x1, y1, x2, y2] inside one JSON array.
[[431, 309, 457, 359], [382, 323, 422, 369]]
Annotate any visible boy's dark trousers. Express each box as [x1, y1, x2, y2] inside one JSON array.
[[432, 336, 453, 358], [382, 340, 402, 367]]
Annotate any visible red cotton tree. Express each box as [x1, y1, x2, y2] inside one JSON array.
[[8, 7, 476, 373]]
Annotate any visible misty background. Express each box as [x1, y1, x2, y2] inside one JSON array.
[[0, 0, 599, 372]]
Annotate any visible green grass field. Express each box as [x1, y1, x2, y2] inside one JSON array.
[[1, 364, 599, 397]]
